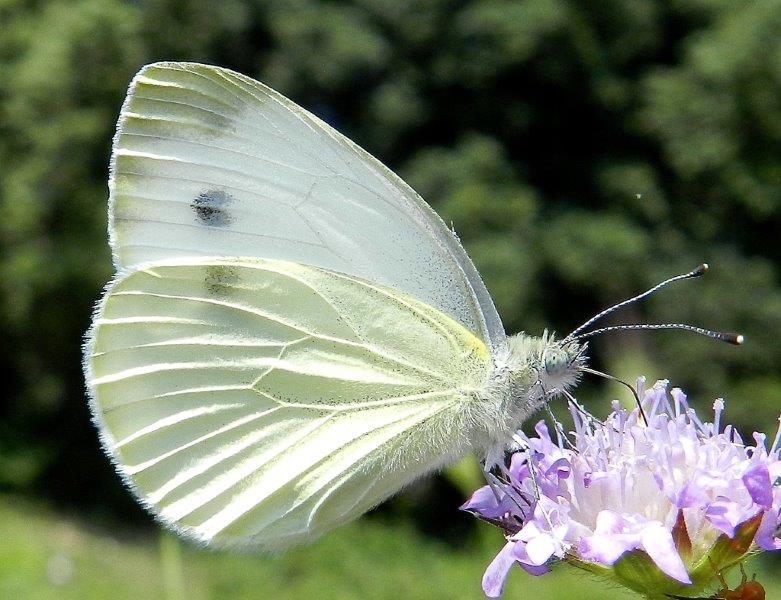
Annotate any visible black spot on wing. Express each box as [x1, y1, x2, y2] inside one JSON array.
[[191, 189, 234, 226], [204, 264, 239, 296]]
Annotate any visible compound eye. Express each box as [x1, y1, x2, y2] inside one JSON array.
[[543, 348, 568, 375]]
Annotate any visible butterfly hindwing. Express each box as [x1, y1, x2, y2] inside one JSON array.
[[85, 257, 492, 548]]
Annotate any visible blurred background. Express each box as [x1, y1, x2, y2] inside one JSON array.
[[1, 0, 780, 598]]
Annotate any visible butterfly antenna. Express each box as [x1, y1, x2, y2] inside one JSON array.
[[566, 264, 709, 340], [575, 323, 744, 346]]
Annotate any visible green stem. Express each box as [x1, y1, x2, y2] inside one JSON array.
[[159, 532, 187, 600]]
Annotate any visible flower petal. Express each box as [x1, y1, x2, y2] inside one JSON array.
[[640, 523, 691, 584], [755, 508, 781, 551], [705, 498, 747, 537], [674, 480, 710, 508], [743, 465, 773, 508], [510, 544, 550, 576], [578, 537, 627, 564], [579, 531, 639, 565], [462, 485, 506, 518], [525, 534, 557, 566], [482, 542, 517, 598]]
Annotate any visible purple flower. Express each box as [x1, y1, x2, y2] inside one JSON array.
[[462, 379, 781, 598]]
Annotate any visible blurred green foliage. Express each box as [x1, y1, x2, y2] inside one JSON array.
[[0, 0, 780, 595], [3, 495, 780, 599]]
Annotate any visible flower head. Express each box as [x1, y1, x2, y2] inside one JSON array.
[[463, 378, 781, 598]]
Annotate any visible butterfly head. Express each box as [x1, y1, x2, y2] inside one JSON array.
[[503, 331, 586, 402], [537, 333, 587, 396], [490, 331, 587, 447], [542, 345, 574, 377]]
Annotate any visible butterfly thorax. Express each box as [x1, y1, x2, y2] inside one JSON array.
[[476, 331, 586, 453]]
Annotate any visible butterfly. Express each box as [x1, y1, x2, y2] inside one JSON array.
[[84, 62, 736, 550]]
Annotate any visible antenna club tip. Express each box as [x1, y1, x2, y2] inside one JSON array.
[[693, 263, 709, 276], [720, 332, 745, 345]]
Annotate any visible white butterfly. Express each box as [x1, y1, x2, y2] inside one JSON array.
[[84, 62, 588, 550]]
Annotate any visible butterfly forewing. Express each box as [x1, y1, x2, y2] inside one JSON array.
[[109, 62, 505, 350], [86, 258, 492, 548]]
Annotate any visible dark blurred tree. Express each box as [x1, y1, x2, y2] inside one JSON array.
[[0, 0, 779, 521]]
